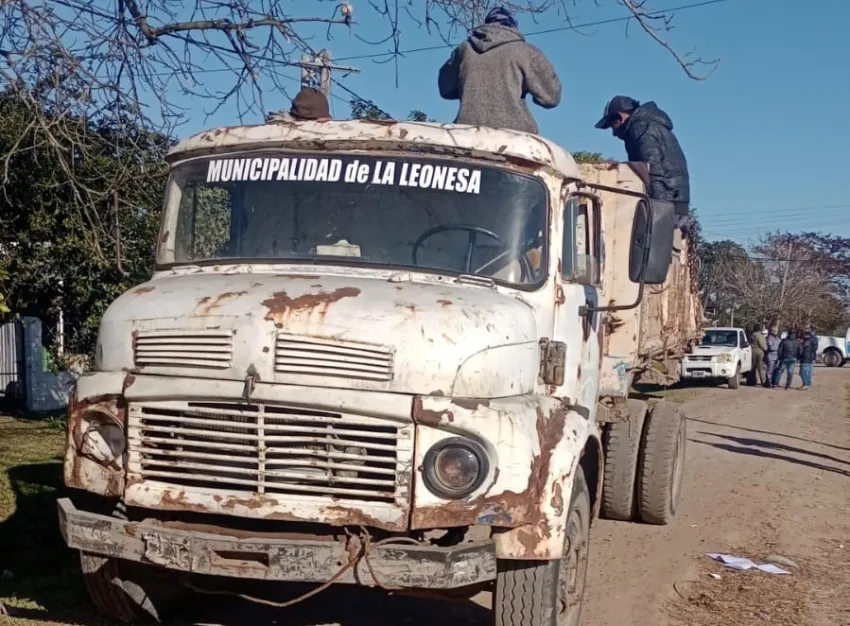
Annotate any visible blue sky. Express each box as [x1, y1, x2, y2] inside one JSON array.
[[169, 0, 850, 245]]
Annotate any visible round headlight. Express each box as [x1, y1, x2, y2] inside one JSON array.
[[422, 438, 489, 499], [77, 411, 126, 465]]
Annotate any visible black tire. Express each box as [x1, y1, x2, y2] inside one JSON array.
[[637, 401, 686, 525], [728, 364, 740, 389], [79, 503, 185, 623], [494, 466, 591, 626], [822, 349, 842, 368], [600, 399, 647, 521]]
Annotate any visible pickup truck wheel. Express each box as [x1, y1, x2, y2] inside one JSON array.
[[637, 401, 686, 525], [600, 399, 647, 521], [728, 364, 740, 389], [494, 466, 591, 626], [822, 349, 843, 368]]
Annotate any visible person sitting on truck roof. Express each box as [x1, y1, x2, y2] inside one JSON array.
[[267, 87, 332, 123], [594, 96, 691, 229], [438, 6, 562, 134]]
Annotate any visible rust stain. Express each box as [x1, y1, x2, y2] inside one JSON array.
[[550, 481, 564, 517], [157, 490, 212, 514], [132, 286, 155, 295], [441, 333, 455, 345], [399, 128, 409, 139], [451, 398, 490, 411], [274, 274, 319, 280], [263, 287, 361, 324], [554, 284, 566, 306], [412, 398, 454, 427], [123, 373, 136, 390], [396, 302, 417, 313], [437, 299, 453, 308], [196, 291, 246, 316]]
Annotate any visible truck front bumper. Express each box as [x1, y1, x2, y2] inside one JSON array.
[[58, 498, 497, 589]]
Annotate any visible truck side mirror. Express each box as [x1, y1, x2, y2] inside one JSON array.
[[629, 199, 675, 285]]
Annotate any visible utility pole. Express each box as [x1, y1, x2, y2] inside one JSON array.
[[296, 49, 359, 100]]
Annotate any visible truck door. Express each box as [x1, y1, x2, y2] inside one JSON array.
[[739, 330, 752, 372], [553, 195, 603, 416]]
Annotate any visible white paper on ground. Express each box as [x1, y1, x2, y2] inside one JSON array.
[[705, 553, 791, 575]]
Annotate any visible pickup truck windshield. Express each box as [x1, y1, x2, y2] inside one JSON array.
[[699, 330, 738, 348], [159, 152, 548, 286]]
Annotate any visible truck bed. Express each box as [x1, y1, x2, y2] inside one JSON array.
[[579, 163, 703, 400]]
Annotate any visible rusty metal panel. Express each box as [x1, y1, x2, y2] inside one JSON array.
[[123, 398, 413, 531], [274, 333, 395, 382], [579, 163, 702, 397], [134, 328, 235, 369], [58, 497, 498, 588], [167, 120, 581, 181]]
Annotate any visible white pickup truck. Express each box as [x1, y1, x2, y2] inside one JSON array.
[[679, 327, 753, 389]]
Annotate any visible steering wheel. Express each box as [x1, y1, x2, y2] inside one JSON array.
[[412, 224, 534, 282]]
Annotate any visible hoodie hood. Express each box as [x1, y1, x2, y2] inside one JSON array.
[[630, 101, 674, 131], [468, 23, 524, 53]]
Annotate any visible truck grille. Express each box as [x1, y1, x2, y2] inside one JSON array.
[[134, 329, 234, 369], [126, 401, 411, 502], [274, 334, 394, 382]]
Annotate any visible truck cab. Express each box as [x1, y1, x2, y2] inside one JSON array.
[[680, 326, 752, 389], [59, 120, 679, 625]]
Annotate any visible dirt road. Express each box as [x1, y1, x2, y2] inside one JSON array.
[[2, 368, 848, 626]]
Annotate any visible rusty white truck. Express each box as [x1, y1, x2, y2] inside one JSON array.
[[58, 120, 702, 625]]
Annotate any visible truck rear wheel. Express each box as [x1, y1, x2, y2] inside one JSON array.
[[600, 399, 647, 521], [494, 466, 591, 626], [637, 401, 686, 525]]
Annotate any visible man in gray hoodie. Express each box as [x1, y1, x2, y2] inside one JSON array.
[[438, 7, 561, 134]]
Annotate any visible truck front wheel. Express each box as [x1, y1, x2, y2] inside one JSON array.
[[80, 553, 184, 623], [494, 466, 591, 626]]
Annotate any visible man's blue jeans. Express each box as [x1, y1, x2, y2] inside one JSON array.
[[799, 362, 813, 387], [773, 360, 796, 388]]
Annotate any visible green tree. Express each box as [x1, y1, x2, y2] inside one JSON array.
[[0, 94, 170, 354]]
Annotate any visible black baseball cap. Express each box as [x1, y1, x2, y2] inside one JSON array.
[[595, 95, 639, 129]]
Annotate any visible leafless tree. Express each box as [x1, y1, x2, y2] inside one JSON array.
[[716, 241, 836, 330], [0, 0, 719, 261]]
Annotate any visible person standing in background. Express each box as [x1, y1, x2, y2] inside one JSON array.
[[749, 324, 767, 387], [799, 330, 817, 390], [765, 327, 781, 388], [773, 329, 802, 390]]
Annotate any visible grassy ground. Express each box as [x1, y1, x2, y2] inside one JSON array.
[[0, 414, 90, 619]]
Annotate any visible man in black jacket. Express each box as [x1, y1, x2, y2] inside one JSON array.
[[773, 330, 802, 390], [595, 96, 691, 229]]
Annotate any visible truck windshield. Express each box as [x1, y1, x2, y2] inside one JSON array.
[[699, 330, 738, 348], [159, 152, 549, 287]]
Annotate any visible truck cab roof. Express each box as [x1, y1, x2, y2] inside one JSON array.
[[167, 120, 581, 179]]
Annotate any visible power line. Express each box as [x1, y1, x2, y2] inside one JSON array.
[[334, 0, 731, 62]]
